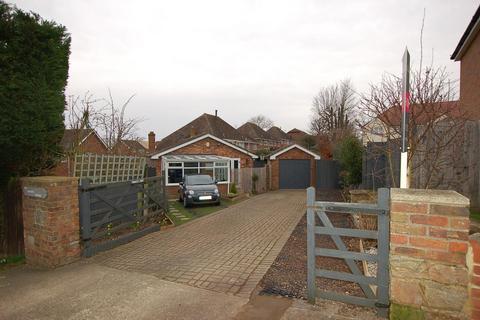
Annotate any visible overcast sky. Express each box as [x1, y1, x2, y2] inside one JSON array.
[[12, 0, 480, 139]]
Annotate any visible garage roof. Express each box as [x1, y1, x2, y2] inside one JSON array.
[[269, 144, 321, 160]]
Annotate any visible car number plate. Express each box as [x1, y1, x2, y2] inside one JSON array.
[[199, 195, 212, 200]]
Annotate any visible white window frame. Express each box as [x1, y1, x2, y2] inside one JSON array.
[[165, 160, 230, 186]]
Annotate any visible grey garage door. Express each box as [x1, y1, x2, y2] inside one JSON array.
[[279, 159, 310, 189]]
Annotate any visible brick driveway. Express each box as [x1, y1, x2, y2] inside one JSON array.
[[92, 190, 306, 297]]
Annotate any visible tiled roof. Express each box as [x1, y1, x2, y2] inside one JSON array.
[[60, 129, 95, 151], [121, 140, 147, 154], [267, 126, 290, 140], [237, 122, 272, 140], [155, 113, 246, 152]]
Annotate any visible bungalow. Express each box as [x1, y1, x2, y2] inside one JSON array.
[[150, 113, 258, 198]]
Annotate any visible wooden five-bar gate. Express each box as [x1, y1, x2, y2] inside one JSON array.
[[306, 187, 390, 317], [79, 176, 167, 257]]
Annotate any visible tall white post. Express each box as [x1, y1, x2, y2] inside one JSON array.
[[400, 48, 410, 189]]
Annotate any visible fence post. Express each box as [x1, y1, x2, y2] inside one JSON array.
[[79, 178, 91, 257], [307, 187, 316, 304], [376, 188, 390, 317]]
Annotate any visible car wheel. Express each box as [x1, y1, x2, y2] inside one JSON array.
[[183, 196, 190, 208], [215, 200, 221, 206]]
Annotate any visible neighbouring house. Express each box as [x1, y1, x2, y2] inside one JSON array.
[[360, 101, 461, 145], [450, 4, 480, 208], [237, 122, 283, 151], [266, 126, 291, 146], [150, 114, 258, 198], [267, 144, 321, 190], [112, 139, 148, 156], [451, 4, 480, 120], [287, 128, 308, 142], [49, 128, 109, 176]]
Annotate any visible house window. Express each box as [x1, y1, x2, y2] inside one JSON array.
[[167, 168, 183, 184], [165, 160, 230, 185]]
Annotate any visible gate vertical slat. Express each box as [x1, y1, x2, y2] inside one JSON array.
[[307, 187, 316, 304]]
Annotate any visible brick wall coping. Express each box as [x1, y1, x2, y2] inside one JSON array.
[[21, 176, 78, 184], [391, 188, 470, 206]]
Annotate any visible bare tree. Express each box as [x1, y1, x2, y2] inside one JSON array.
[[309, 79, 358, 142], [248, 115, 274, 130], [65, 90, 143, 151], [360, 66, 466, 189]]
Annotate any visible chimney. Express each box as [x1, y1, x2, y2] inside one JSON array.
[[215, 109, 218, 117], [148, 131, 155, 152]]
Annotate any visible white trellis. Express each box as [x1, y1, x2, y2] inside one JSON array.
[[74, 153, 146, 184]]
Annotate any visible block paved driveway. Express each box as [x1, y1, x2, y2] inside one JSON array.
[[92, 190, 306, 298]]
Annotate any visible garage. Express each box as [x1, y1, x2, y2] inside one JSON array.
[[279, 159, 311, 189], [268, 144, 321, 190]]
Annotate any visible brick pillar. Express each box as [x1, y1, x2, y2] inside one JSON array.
[[468, 234, 480, 320], [390, 188, 470, 319], [21, 176, 81, 268]]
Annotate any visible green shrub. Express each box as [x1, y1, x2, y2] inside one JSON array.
[[334, 135, 362, 188]]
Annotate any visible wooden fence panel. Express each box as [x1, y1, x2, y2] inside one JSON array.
[[238, 167, 267, 194]]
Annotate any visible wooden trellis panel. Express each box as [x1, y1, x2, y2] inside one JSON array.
[[74, 153, 146, 184]]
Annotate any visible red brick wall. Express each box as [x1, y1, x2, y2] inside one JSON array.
[[389, 188, 469, 319], [269, 147, 316, 190], [460, 31, 480, 119], [21, 176, 81, 268]]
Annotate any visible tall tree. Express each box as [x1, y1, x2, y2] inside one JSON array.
[[248, 115, 274, 130], [0, 1, 71, 182], [0, 2, 70, 255], [310, 79, 358, 141]]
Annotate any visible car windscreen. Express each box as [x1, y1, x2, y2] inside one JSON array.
[[186, 175, 214, 185]]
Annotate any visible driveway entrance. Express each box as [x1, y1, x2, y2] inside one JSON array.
[[92, 190, 306, 297]]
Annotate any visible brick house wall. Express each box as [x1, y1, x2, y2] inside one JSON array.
[[269, 147, 316, 190], [460, 30, 480, 120], [152, 137, 254, 198], [49, 133, 109, 177]]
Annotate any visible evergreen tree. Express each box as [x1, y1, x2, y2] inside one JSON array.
[[0, 1, 71, 184], [335, 136, 363, 187]]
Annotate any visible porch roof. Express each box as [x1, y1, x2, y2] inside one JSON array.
[[163, 154, 231, 162]]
